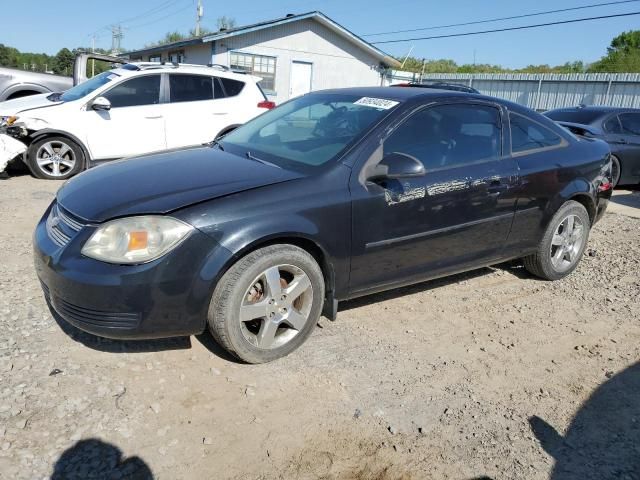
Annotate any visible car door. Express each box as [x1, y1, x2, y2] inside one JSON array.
[[617, 113, 640, 183], [349, 101, 519, 294], [164, 73, 216, 149], [85, 74, 166, 160]]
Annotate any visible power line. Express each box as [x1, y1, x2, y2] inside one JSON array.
[[124, 2, 193, 30], [363, 0, 640, 37], [372, 11, 640, 44]]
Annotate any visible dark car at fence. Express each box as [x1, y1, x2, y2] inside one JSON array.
[[34, 87, 612, 363], [545, 105, 640, 187]]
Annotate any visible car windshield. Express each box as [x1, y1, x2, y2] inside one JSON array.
[[60, 71, 119, 102], [545, 109, 604, 125], [219, 93, 400, 171]]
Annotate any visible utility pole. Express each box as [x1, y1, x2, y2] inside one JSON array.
[[195, 0, 204, 36], [91, 34, 96, 77], [111, 25, 123, 56]]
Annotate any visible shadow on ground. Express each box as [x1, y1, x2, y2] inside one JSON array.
[[530, 361, 640, 479], [51, 438, 153, 480], [610, 190, 640, 209], [339, 261, 532, 312]]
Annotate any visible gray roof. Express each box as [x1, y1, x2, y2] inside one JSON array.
[[125, 11, 400, 68]]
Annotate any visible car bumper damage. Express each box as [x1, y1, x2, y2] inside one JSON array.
[[0, 133, 26, 174]]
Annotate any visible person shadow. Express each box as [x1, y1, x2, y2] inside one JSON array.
[[51, 438, 153, 479], [529, 361, 640, 479]]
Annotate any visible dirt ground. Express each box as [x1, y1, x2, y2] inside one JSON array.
[[0, 173, 638, 480]]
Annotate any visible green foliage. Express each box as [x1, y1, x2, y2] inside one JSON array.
[[52, 48, 74, 75], [589, 30, 640, 73]]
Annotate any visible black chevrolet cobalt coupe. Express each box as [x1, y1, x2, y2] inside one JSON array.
[[34, 87, 613, 363]]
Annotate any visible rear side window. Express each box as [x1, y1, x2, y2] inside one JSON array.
[[169, 74, 213, 102], [603, 115, 622, 134], [510, 113, 563, 154], [620, 113, 640, 135], [216, 77, 245, 98], [384, 103, 502, 170], [103, 75, 161, 108]]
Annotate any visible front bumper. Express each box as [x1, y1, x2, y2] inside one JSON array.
[[34, 202, 234, 340], [0, 133, 26, 173]]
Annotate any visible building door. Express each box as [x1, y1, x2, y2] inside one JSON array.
[[290, 61, 312, 99]]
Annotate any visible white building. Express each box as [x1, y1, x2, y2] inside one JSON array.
[[124, 11, 400, 104]]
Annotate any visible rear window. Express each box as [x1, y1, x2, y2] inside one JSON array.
[[545, 109, 604, 125], [510, 113, 563, 154], [170, 74, 213, 102], [216, 77, 245, 98]]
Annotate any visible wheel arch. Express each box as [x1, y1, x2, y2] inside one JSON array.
[[29, 129, 91, 166], [546, 178, 597, 226], [216, 233, 338, 320]]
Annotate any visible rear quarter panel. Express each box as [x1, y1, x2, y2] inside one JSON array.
[[506, 136, 610, 253]]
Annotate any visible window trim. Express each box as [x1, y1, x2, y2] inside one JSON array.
[[375, 100, 506, 175], [167, 73, 215, 104], [229, 50, 277, 94], [509, 111, 569, 157]]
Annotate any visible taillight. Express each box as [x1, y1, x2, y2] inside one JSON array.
[[598, 181, 612, 192], [258, 100, 276, 110]]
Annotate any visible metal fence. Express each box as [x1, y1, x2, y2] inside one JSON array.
[[386, 71, 640, 111]]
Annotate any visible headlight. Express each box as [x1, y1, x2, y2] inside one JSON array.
[[81, 216, 193, 264], [0, 115, 18, 126]]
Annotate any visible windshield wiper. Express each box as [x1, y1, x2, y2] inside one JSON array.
[[208, 139, 224, 151], [245, 151, 281, 169]]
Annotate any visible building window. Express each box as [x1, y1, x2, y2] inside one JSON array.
[[230, 52, 276, 92], [168, 51, 185, 63], [148, 55, 161, 63]]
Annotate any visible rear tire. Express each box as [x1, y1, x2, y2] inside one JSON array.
[[523, 200, 590, 280], [207, 244, 324, 363], [27, 136, 84, 180]]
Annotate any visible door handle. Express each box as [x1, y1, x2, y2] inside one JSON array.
[[145, 115, 163, 119], [211, 112, 228, 115], [619, 138, 628, 144]]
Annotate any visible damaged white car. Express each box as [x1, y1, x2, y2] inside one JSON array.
[[0, 60, 274, 179]]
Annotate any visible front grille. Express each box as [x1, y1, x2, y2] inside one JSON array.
[[41, 282, 141, 330], [46, 203, 84, 247]]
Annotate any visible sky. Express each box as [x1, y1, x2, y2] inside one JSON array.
[[1, 0, 639, 68]]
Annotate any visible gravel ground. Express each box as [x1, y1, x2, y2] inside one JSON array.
[[0, 174, 638, 480]]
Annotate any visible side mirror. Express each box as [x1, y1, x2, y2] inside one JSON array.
[[368, 152, 426, 182], [91, 96, 111, 111]]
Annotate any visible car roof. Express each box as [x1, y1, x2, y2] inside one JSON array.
[[548, 105, 640, 114], [108, 63, 257, 82], [315, 86, 487, 101]]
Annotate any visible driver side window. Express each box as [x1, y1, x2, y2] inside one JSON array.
[[103, 75, 161, 108], [384, 103, 501, 171]]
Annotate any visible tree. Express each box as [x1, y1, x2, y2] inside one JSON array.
[[52, 48, 74, 75], [589, 30, 640, 73], [216, 16, 236, 30]]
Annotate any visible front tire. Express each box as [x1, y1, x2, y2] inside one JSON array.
[[207, 245, 325, 363], [523, 200, 591, 280], [27, 136, 84, 180]]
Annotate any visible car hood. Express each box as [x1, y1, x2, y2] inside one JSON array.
[[57, 147, 305, 223], [0, 93, 62, 116]]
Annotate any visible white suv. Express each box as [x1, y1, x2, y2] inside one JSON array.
[[0, 63, 274, 179]]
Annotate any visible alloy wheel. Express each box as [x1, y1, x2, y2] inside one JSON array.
[[550, 214, 585, 272], [239, 264, 313, 349], [36, 140, 76, 177]]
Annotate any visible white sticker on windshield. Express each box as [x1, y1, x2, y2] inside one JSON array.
[[107, 74, 118, 80], [354, 97, 399, 110]]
